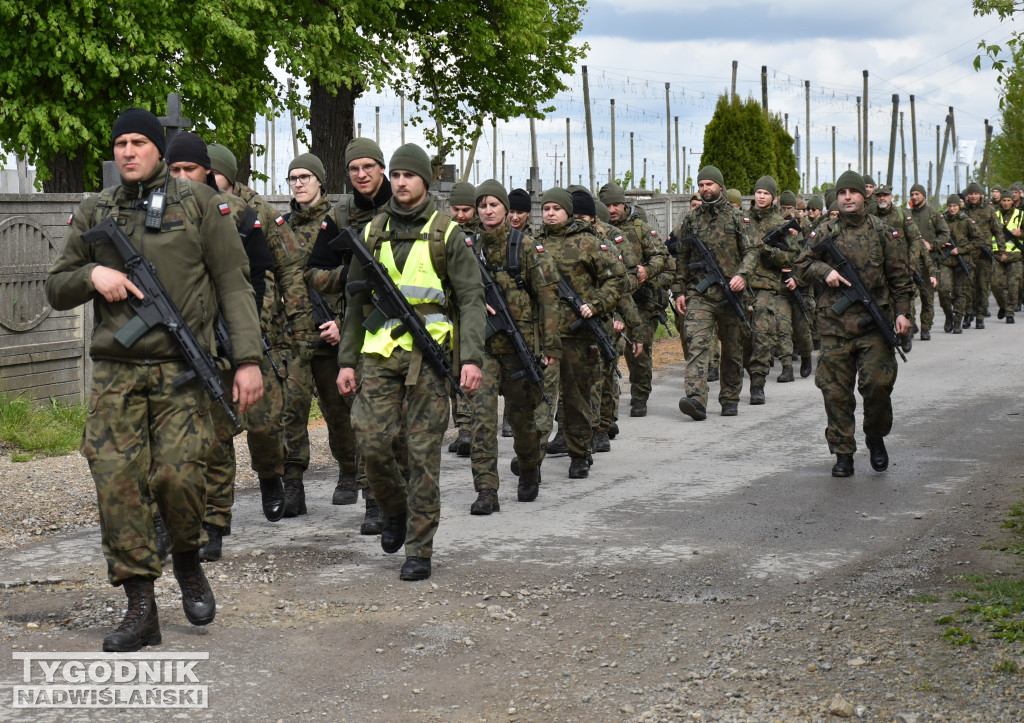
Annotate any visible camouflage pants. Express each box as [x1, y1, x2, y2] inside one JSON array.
[[993, 259, 1022, 320], [747, 289, 791, 385], [624, 317, 658, 403], [203, 351, 287, 530], [351, 349, 449, 558], [973, 255, 993, 317], [451, 385, 474, 431], [935, 265, 954, 320], [815, 333, 897, 455], [683, 295, 745, 408], [790, 288, 814, 358], [918, 278, 935, 331], [535, 362, 560, 465], [281, 347, 357, 481], [470, 351, 545, 491], [673, 304, 719, 366], [938, 264, 974, 321], [82, 360, 214, 586], [593, 341, 620, 432], [556, 337, 603, 458]]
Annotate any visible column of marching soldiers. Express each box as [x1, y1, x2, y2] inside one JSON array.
[[47, 107, 1024, 652]]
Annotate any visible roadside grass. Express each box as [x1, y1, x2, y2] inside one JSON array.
[[938, 495, 1024, 664], [0, 392, 87, 461]]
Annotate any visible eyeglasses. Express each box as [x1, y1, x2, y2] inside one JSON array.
[[347, 163, 379, 176], [287, 174, 314, 186]]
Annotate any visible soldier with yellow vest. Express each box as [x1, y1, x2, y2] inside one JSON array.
[[994, 194, 1023, 323], [336, 144, 486, 581]]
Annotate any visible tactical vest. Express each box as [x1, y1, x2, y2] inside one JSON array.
[[994, 208, 1023, 255], [360, 211, 458, 358]]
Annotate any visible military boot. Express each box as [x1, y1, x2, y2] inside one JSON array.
[[455, 429, 472, 457], [776, 365, 794, 383], [546, 429, 568, 456], [102, 577, 161, 652], [920, 328, 931, 340], [501, 409, 513, 437], [592, 429, 611, 453], [976, 317, 985, 329], [866, 437, 889, 471], [607, 421, 619, 439], [399, 556, 431, 581], [153, 515, 172, 564], [944, 316, 954, 333], [259, 475, 285, 521], [678, 397, 707, 421], [360, 498, 384, 535], [510, 456, 521, 475], [470, 489, 499, 515], [706, 366, 720, 382], [198, 522, 226, 563], [963, 313, 974, 328], [568, 457, 590, 479], [629, 400, 647, 417], [831, 454, 854, 478], [380, 513, 407, 554], [171, 551, 215, 626], [800, 356, 813, 378], [332, 470, 358, 505], [749, 386, 766, 405], [518, 468, 540, 502], [952, 315, 963, 334], [283, 478, 306, 517]]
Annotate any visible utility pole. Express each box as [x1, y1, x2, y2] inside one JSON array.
[[805, 80, 811, 193], [886, 94, 899, 187], [856, 97, 862, 173], [949, 107, 959, 193], [815, 157, 819, 190], [731, 60, 738, 100], [936, 116, 951, 206], [400, 93, 406, 144], [528, 118, 541, 197], [288, 79, 299, 158], [900, 111, 907, 202], [870, 141, 874, 179], [565, 118, 572, 187], [674, 116, 680, 193], [910, 94, 918, 186], [610, 100, 616, 182], [583, 65, 596, 191], [665, 82, 672, 194], [501, 150, 505, 189], [375, 106, 380, 144], [862, 70, 869, 174], [630, 132, 635, 189], [492, 117, 497, 180], [832, 125, 837, 184], [978, 119, 993, 183], [761, 65, 768, 110], [643, 157, 648, 189]]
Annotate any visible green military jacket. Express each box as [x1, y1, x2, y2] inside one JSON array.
[[875, 203, 938, 279], [287, 194, 345, 350], [670, 194, 759, 301], [909, 201, 950, 258], [47, 163, 261, 366], [940, 210, 983, 266], [474, 220, 561, 360], [536, 218, 626, 340], [796, 209, 914, 338], [747, 204, 797, 293], [592, 219, 646, 340], [964, 198, 1002, 257], [338, 194, 486, 369]]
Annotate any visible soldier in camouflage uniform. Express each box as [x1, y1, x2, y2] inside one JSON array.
[[795, 170, 913, 478], [446, 181, 481, 455], [780, 194, 815, 375], [303, 138, 394, 534], [908, 184, 951, 331], [963, 182, 1002, 328], [533, 188, 626, 478], [863, 175, 878, 216], [281, 153, 359, 518], [599, 182, 670, 417], [337, 143, 486, 581], [939, 195, 982, 332], [744, 176, 799, 402], [873, 185, 938, 340], [46, 108, 263, 651], [466, 180, 561, 514], [993, 194, 1023, 323], [165, 133, 290, 562], [672, 166, 760, 420]]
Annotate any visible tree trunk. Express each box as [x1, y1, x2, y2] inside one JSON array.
[[309, 79, 362, 194], [42, 150, 88, 193]]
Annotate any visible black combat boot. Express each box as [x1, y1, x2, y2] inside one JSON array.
[[920, 328, 931, 340], [546, 429, 568, 455], [976, 317, 985, 329], [399, 556, 431, 581], [360, 498, 384, 535], [455, 429, 473, 457], [720, 403, 738, 417], [171, 551, 215, 626], [102, 578, 161, 652], [198, 522, 226, 563], [332, 470, 358, 505], [678, 397, 707, 421], [592, 429, 611, 453], [501, 409, 513, 437], [706, 366, 720, 382], [963, 313, 974, 328], [800, 356, 813, 377], [998, 307, 1006, 319], [952, 316, 963, 334], [259, 475, 285, 521], [776, 365, 794, 383], [153, 515, 172, 564], [380, 513, 407, 554], [568, 457, 590, 479], [510, 456, 521, 475], [866, 437, 889, 471], [831, 454, 854, 478], [944, 317, 953, 333], [607, 421, 619, 439], [283, 478, 306, 517], [630, 400, 647, 417], [518, 467, 540, 502], [1009, 316, 1016, 324], [470, 489, 500, 515], [749, 386, 766, 405]]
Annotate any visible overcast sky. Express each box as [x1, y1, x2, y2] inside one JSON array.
[[5, 1, 1014, 197]]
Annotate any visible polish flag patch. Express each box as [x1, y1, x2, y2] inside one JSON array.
[[892, 231, 899, 237], [535, 244, 545, 253], [651, 230, 658, 237], [320, 220, 328, 230], [275, 215, 286, 226], [600, 243, 609, 251], [253, 219, 262, 229], [218, 202, 230, 215], [67, 214, 74, 225], [743, 217, 751, 223], [614, 235, 625, 244], [464, 237, 474, 247]]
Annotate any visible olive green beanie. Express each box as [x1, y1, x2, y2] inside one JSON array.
[[754, 175, 779, 198], [345, 137, 385, 168], [697, 165, 725, 189], [946, 194, 963, 207], [598, 182, 627, 205], [207, 144, 238, 187], [541, 187, 573, 215], [288, 153, 326, 185], [726, 188, 742, 206], [835, 170, 867, 197], [389, 143, 433, 186], [475, 179, 509, 210], [449, 181, 477, 207], [779, 190, 798, 206]]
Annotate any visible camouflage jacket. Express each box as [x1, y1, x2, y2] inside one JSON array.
[[964, 198, 1002, 253], [795, 209, 914, 338], [875, 203, 938, 279], [474, 221, 562, 360], [592, 219, 646, 339], [940, 210, 984, 266], [670, 195, 759, 301], [995, 206, 1023, 259], [747, 205, 798, 293], [287, 194, 344, 349], [909, 201, 950, 257], [46, 163, 261, 365], [536, 218, 626, 340]]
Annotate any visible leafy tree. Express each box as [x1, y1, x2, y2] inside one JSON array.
[[988, 51, 1024, 185], [701, 94, 776, 195]]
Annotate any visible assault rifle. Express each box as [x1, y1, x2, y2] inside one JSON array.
[[633, 284, 674, 337], [759, 218, 810, 323], [810, 234, 908, 362], [307, 286, 334, 349], [329, 228, 465, 398], [681, 234, 752, 331], [555, 274, 620, 376], [218, 317, 282, 378], [82, 216, 240, 426], [476, 256, 549, 403], [939, 238, 973, 280], [1001, 225, 1024, 255]]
